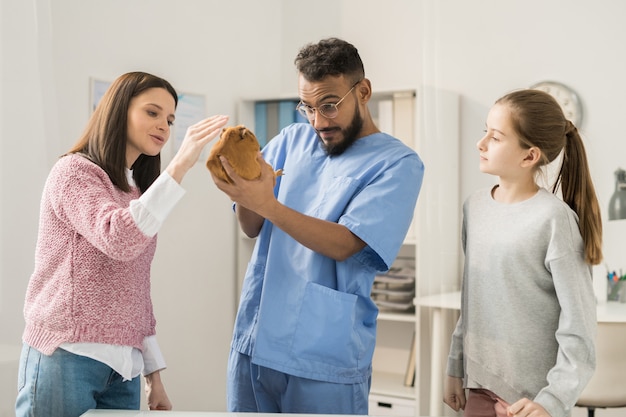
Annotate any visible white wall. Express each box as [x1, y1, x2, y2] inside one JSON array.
[[422, 0, 626, 284], [1, 1, 624, 416], [0, 0, 422, 411], [0, 0, 286, 411], [418, 2, 626, 416]]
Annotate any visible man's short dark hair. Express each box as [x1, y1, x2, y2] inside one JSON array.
[[294, 38, 365, 84]]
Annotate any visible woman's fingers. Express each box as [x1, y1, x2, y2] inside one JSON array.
[[185, 115, 229, 144]]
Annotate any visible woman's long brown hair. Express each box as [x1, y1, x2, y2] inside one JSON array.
[[66, 71, 178, 193]]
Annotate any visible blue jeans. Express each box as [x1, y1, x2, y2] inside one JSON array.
[[15, 343, 140, 417], [227, 349, 370, 414]]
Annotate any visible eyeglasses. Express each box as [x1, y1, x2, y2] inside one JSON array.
[[296, 80, 361, 120]]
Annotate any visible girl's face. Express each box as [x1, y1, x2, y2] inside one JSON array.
[[126, 87, 176, 168], [476, 103, 531, 179]]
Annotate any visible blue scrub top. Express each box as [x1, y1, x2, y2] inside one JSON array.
[[231, 123, 424, 384]]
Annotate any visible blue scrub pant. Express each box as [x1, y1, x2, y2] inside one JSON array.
[[227, 349, 370, 414], [15, 344, 140, 417]]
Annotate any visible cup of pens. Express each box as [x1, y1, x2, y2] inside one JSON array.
[[607, 271, 626, 302]]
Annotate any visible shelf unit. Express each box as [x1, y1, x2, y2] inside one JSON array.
[[414, 87, 461, 417], [234, 87, 460, 417], [368, 89, 420, 416]]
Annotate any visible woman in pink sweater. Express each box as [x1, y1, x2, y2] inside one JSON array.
[[15, 72, 228, 416]]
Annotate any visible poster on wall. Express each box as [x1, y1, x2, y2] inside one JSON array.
[[172, 92, 207, 162], [90, 78, 111, 112]]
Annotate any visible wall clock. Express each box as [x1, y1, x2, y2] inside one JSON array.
[[530, 81, 583, 127]]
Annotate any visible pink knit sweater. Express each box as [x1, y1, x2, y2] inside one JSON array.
[[23, 154, 157, 355]]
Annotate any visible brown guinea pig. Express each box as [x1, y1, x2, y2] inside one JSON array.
[[206, 125, 282, 184]]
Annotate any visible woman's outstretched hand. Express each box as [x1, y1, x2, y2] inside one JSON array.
[[166, 114, 229, 183]]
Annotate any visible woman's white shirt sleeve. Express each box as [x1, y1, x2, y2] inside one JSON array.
[[129, 170, 186, 237], [142, 335, 167, 375]]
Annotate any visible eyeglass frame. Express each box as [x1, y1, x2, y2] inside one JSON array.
[[296, 79, 362, 120]]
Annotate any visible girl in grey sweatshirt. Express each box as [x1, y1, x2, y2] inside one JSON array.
[[444, 89, 602, 417]]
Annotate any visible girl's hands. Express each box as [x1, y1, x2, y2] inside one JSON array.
[[505, 398, 551, 417], [443, 376, 466, 411], [166, 115, 229, 183]]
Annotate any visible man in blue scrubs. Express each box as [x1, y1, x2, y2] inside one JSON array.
[[211, 37, 424, 414]]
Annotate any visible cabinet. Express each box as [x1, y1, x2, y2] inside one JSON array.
[[414, 87, 461, 417], [375, 88, 461, 417], [234, 87, 460, 417], [368, 90, 419, 411]]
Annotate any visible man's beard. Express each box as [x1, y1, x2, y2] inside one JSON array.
[[318, 105, 363, 156]]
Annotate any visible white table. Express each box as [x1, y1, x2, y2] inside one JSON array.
[[416, 291, 626, 417], [82, 413, 215, 416], [81, 411, 446, 417], [596, 301, 626, 322]]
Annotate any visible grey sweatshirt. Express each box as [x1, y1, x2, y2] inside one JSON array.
[[447, 187, 596, 417]]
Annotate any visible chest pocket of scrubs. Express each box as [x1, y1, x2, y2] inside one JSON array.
[[309, 175, 361, 221], [292, 281, 360, 368]]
